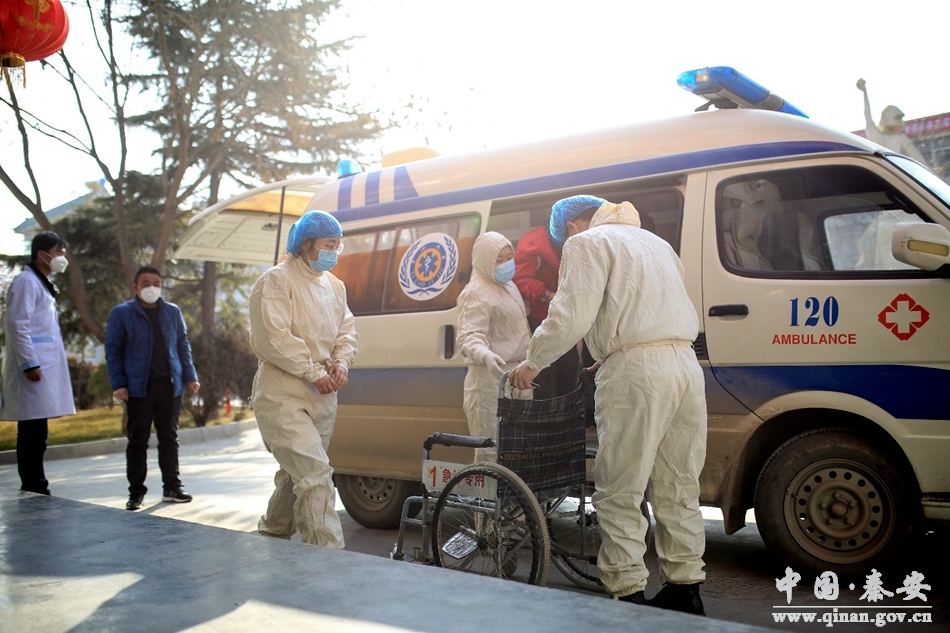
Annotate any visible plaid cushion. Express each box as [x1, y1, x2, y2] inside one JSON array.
[[495, 385, 587, 492]]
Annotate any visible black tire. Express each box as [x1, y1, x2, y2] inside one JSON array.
[[336, 475, 422, 529], [754, 428, 917, 576], [548, 486, 605, 592], [432, 463, 550, 585]]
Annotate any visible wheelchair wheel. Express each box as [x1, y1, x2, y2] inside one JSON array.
[[431, 463, 550, 585], [547, 487, 604, 592]]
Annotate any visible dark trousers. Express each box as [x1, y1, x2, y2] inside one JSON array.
[[126, 379, 182, 496], [17, 419, 50, 495]]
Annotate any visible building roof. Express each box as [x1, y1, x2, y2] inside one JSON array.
[[14, 180, 109, 238], [853, 112, 950, 139]]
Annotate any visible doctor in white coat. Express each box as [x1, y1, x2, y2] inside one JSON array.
[[1, 232, 76, 495]]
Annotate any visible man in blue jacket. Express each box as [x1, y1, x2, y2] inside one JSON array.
[[106, 267, 200, 511]]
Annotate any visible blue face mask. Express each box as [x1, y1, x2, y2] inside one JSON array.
[[309, 249, 338, 272], [494, 259, 515, 284]]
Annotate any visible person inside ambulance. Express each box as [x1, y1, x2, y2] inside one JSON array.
[[513, 196, 606, 399], [457, 231, 532, 462], [248, 210, 358, 548], [797, 211, 827, 271], [509, 198, 707, 615], [721, 179, 781, 271]]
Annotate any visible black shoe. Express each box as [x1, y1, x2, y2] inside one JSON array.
[[648, 582, 705, 616], [126, 494, 144, 511], [162, 488, 193, 503], [617, 591, 646, 605]]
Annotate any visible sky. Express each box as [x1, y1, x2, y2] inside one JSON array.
[[1, 0, 948, 255]]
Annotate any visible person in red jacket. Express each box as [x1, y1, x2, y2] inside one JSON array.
[[513, 195, 605, 399]]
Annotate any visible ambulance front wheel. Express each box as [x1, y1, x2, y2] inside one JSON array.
[[336, 475, 422, 529], [754, 428, 917, 577]]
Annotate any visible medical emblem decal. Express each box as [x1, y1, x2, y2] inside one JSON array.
[[398, 232, 458, 300], [877, 293, 929, 341]]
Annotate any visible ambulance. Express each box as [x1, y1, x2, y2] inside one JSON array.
[[175, 67, 950, 575]]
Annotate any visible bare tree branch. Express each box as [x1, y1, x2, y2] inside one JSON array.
[[1, 77, 105, 341]]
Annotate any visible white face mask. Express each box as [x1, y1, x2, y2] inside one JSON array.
[[139, 286, 162, 304], [48, 254, 68, 274]]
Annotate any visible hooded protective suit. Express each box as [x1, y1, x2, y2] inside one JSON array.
[[721, 179, 780, 271], [249, 253, 357, 548], [526, 201, 706, 598], [457, 232, 531, 461]]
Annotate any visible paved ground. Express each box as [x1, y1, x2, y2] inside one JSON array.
[[1, 490, 771, 633], [1, 426, 947, 632]]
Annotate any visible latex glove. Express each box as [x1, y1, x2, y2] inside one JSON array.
[[313, 374, 337, 395], [471, 345, 505, 378], [328, 365, 349, 390], [484, 352, 506, 379]]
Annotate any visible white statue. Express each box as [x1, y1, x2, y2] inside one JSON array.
[[856, 78, 929, 166]]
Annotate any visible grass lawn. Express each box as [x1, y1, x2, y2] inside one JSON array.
[[0, 407, 251, 452]]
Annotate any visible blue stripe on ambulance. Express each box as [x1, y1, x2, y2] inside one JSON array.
[[712, 365, 950, 421], [365, 170, 381, 205], [338, 367, 466, 407], [393, 165, 418, 200], [338, 174, 354, 210], [337, 365, 950, 421], [332, 140, 861, 222]]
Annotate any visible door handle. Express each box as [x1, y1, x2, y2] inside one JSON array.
[[708, 304, 749, 317], [442, 325, 455, 359]]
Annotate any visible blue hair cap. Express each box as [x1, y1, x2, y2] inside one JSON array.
[[286, 210, 343, 254], [549, 195, 607, 247]]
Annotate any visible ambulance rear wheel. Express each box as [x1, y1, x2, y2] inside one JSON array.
[[754, 428, 916, 577], [336, 475, 421, 529]]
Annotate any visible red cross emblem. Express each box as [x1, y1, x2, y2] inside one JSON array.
[[877, 294, 930, 341]]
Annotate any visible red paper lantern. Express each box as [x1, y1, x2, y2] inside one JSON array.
[[0, 0, 69, 87]]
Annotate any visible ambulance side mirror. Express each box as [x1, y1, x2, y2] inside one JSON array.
[[892, 222, 950, 273]]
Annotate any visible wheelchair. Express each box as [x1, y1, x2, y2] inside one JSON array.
[[391, 372, 604, 591]]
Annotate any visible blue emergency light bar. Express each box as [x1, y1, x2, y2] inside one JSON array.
[[677, 67, 808, 118], [337, 158, 363, 179]]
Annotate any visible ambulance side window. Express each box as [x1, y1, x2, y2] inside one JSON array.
[[717, 165, 935, 277], [487, 177, 686, 254], [334, 214, 481, 315], [824, 210, 923, 271]]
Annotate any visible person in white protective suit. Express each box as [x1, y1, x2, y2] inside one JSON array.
[[1, 231, 76, 496], [457, 231, 532, 462], [248, 210, 358, 548], [510, 197, 707, 615], [721, 179, 780, 271]]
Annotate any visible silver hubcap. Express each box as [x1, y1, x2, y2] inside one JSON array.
[[354, 477, 394, 505], [784, 459, 893, 563]]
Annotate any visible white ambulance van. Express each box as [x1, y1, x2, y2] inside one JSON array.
[[175, 69, 950, 575]]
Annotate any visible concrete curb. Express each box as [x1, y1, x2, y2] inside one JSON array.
[[0, 419, 258, 465]]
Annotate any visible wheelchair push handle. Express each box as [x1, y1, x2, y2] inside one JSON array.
[[498, 370, 537, 399], [423, 432, 495, 452]]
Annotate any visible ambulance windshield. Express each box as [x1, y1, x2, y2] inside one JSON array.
[[888, 155, 950, 210]]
